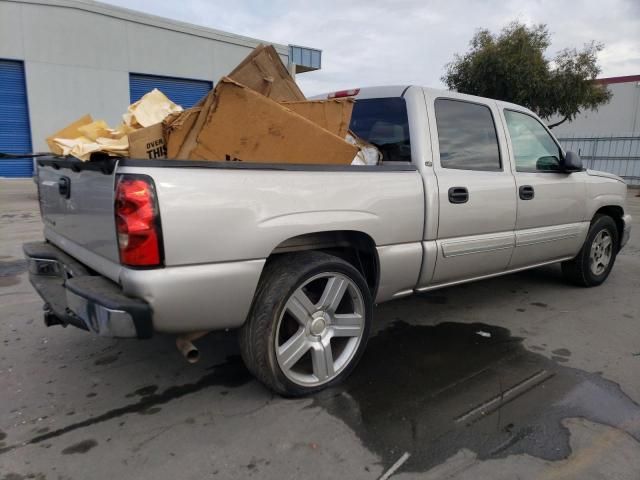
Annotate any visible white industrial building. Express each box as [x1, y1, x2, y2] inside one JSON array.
[[553, 75, 640, 185], [0, 0, 321, 176], [552, 75, 640, 137]]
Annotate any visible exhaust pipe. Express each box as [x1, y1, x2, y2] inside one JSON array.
[[176, 331, 208, 364]]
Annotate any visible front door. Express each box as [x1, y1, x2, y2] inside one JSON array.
[[500, 108, 588, 268], [430, 97, 517, 285]]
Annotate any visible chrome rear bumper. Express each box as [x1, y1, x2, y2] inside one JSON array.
[[24, 242, 152, 338]]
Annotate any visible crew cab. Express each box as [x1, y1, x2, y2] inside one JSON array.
[[25, 85, 632, 396]]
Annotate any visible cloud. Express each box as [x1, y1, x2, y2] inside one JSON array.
[[104, 0, 640, 96]]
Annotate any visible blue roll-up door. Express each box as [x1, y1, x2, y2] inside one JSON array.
[[0, 60, 33, 177], [129, 73, 212, 108]]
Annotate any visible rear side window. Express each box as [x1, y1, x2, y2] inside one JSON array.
[[435, 99, 501, 171], [349, 98, 411, 162]]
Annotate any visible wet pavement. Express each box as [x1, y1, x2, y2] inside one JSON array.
[[314, 321, 640, 472], [1, 180, 640, 480]]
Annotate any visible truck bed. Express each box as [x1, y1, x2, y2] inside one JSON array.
[[34, 155, 425, 332]]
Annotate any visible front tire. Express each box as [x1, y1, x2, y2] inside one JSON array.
[[239, 251, 372, 397], [562, 215, 619, 287]]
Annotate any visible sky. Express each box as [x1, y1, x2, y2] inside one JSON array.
[[103, 0, 640, 97]]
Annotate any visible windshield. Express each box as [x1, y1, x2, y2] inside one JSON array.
[[349, 97, 411, 162]]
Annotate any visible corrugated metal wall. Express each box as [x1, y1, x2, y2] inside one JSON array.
[[558, 135, 640, 185], [0, 60, 33, 177], [129, 73, 213, 109]]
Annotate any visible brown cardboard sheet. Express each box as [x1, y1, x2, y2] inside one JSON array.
[[46, 114, 93, 154], [228, 44, 306, 102], [163, 107, 201, 159], [281, 99, 354, 139], [182, 78, 357, 165]]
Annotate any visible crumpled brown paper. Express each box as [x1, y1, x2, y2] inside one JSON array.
[[52, 135, 129, 161], [122, 88, 183, 128], [47, 89, 182, 161]]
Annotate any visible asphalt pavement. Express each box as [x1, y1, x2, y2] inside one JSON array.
[[1, 179, 639, 480]]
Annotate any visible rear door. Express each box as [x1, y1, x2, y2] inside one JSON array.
[[499, 107, 587, 268], [427, 95, 517, 285]]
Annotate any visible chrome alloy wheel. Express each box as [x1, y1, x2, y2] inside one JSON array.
[[275, 272, 366, 387], [589, 229, 613, 276]]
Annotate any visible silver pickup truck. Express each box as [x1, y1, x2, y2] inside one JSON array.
[[25, 85, 632, 396]]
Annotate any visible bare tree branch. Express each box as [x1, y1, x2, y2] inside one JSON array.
[[547, 116, 570, 129]]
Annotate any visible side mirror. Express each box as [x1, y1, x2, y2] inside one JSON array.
[[536, 155, 562, 171], [562, 151, 583, 172]]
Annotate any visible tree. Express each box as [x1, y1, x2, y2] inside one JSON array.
[[442, 22, 612, 128]]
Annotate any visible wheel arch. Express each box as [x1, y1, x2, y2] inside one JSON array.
[[267, 230, 380, 297], [593, 205, 624, 248]]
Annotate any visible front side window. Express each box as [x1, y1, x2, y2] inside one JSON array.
[[504, 110, 562, 172], [435, 99, 501, 171]]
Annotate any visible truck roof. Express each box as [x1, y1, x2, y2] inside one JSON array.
[[313, 85, 534, 115], [310, 85, 410, 100]]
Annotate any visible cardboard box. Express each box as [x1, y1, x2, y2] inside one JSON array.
[[164, 107, 201, 159], [183, 78, 358, 165], [281, 99, 354, 139], [128, 123, 167, 159], [228, 44, 306, 102], [171, 95, 356, 160], [175, 88, 219, 159]]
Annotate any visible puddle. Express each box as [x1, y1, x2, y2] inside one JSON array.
[[126, 385, 159, 398], [61, 439, 98, 455], [313, 321, 640, 472], [0, 276, 20, 288], [0, 260, 27, 288], [0, 259, 27, 277], [93, 354, 120, 366]]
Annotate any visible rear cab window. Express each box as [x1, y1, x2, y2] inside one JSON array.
[[349, 98, 411, 162]]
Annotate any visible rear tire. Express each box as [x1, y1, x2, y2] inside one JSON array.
[[239, 251, 372, 397], [562, 215, 619, 287]]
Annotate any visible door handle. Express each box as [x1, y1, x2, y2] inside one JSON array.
[[519, 185, 535, 200], [448, 186, 469, 204], [58, 176, 71, 199]]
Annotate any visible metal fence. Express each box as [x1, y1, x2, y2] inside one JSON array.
[[557, 135, 640, 186]]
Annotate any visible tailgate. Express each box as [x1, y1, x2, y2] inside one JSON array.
[[36, 157, 120, 265]]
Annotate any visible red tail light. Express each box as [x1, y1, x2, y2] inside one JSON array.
[[115, 175, 162, 267], [328, 88, 360, 99]]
